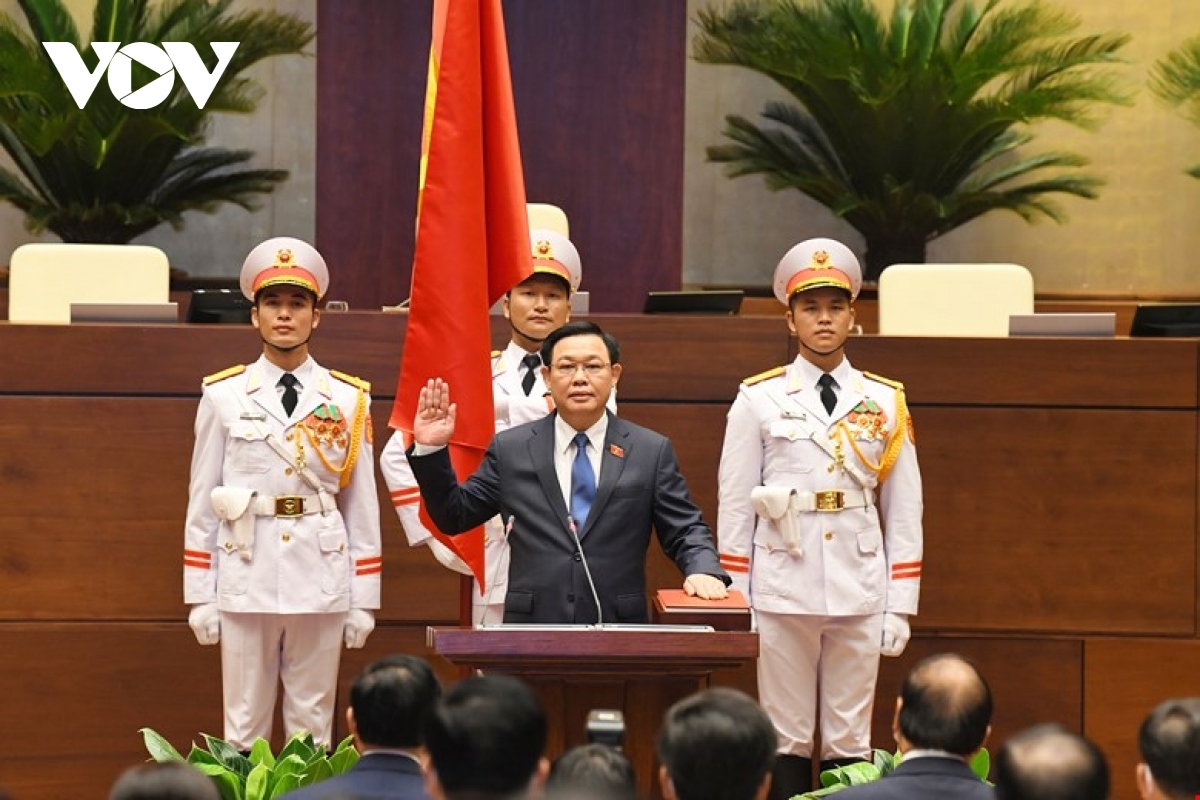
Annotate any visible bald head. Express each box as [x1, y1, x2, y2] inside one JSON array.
[[995, 724, 1109, 800], [897, 653, 992, 756]]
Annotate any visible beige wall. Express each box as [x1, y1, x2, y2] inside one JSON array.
[[0, 0, 315, 279], [3, 1, 1198, 294], [684, 0, 1200, 297]]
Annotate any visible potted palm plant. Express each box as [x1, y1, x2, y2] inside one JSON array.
[[1150, 34, 1200, 177], [692, 0, 1131, 280], [0, 0, 314, 244]]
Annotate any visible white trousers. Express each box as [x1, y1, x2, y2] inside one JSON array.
[[219, 611, 345, 750], [757, 611, 883, 760]]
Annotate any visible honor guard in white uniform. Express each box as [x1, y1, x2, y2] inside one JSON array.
[[717, 239, 923, 800], [380, 229, 613, 626], [183, 237, 382, 749]]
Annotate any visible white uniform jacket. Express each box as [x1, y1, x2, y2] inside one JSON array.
[[717, 356, 922, 617], [184, 356, 382, 614], [380, 341, 615, 603]]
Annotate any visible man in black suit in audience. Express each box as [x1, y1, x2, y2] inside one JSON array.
[[995, 724, 1109, 800], [282, 655, 441, 800], [1136, 698, 1200, 800], [656, 687, 777, 800], [834, 653, 994, 800], [408, 320, 729, 623], [423, 674, 548, 800]]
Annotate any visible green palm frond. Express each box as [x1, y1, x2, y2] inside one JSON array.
[[1151, 34, 1200, 177], [693, 0, 1131, 277], [0, 0, 313, 243]]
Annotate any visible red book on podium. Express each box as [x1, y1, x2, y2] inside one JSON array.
[[653, 589, 752, 631]]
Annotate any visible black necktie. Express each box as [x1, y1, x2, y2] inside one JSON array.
[[279, 373, 299, 416], [818, 373, 837, 415], [520, 353, 542, 396]]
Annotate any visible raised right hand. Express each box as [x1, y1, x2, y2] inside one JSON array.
[[413, 378, 457, 447]]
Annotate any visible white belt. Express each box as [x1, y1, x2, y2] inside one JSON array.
[[792, 488, 874, 513], [251, 494, 328, 517]]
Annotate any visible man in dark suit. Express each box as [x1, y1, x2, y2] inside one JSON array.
[[424, 674, 549, 800], [656, 687, 777, 800], [409, 320, 729, 623], [281, 655, 441, 800], [834, 653, 994, 800]]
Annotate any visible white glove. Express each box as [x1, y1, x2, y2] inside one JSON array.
[[880, 612, 910, 657], [344, 609, 375, 649], [188, 603, 221, 646]]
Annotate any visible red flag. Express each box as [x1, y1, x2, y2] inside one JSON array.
[[392, 0, 530, 589]]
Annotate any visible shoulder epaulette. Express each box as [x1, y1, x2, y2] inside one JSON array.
[[330, 369, 371, 392], [202, 364, 245, 385], [863, 371, 905, 391], [742, 366, 785, 386]]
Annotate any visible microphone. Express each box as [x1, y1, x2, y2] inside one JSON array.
[[477, 515, 514, 628], [567, 515, 603, 626]]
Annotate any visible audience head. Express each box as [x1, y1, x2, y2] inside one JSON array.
[[109, 762, 219, 800], [1137, 698, 1200, 800], [656, 687, 776, 800], [348, 654, 441, 750], [894, 652, 993, 757], [995, 724, 1109, 800], [424, 673, 548, 800], [546, 744, 637, 800]]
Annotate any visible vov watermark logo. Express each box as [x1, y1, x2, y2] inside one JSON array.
[[42, 42, 239, 110]]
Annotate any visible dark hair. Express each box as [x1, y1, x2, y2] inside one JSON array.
[[109, 762, 219, 800], [656, 688, 776, 800], [1138, 698, 1200, 799], [539, 320, 620, 367], [897, 653, 992, 756], [350, 654, 441, 749], [424, 674, 547, 799], [546, 744, 637, 800], [995, 724, 1109, 800]]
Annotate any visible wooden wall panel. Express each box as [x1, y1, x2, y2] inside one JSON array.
[[0, 624, 443, 799], [315, 1, 688, 312], [873, 637, 1084, 761], [2, 321, 1199, 799], [848, 337, 1199, 408], [1083, 639, 1200, 800], [914, 407, 1196, 634]]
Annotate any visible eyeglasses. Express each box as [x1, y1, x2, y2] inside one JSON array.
[[551, 361, 610, 378]]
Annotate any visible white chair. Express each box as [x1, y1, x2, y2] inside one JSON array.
[[878, 263, 1034, 337], [9, 243, 170, 324], [527, 203, 569, 237]]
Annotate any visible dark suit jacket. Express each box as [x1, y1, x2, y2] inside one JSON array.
[[834, 756, 993, 800], [409, 411, 729, 623], [280, 752, 428, 800]]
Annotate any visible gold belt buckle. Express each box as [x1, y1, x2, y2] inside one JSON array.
[[275, 496, 305, 517], [814, 490, 845, 512]]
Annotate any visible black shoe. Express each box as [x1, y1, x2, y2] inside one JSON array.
[[769, 755, 813, 800]]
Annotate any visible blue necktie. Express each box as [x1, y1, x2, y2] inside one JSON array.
[[570, 432, 596, 526]]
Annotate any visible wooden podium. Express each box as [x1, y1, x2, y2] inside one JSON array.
[[428, 626, 759, 800]]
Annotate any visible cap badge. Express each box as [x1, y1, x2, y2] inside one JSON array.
[[274, 248, 294, 267], [533, 239, 555, 260], [810, 250, 830, 269]]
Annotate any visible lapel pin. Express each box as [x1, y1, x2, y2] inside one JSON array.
[[608, 443, 625, 458]]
